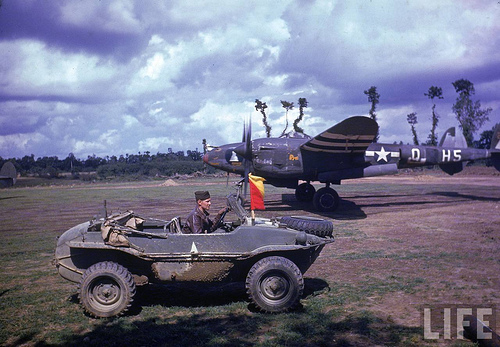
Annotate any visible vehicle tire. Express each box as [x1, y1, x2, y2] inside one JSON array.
[[246, 256, 304, 313], [295, 183, 316, 202], [79, 261, 136, 318], [280, 216, 333, 237], [313, 187, 340, 212]]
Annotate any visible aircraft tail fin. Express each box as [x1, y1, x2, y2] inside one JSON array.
[[491, 123, 500, 172], [491, 124, 500, 151], [438, 127, 467, 148], [438, 127, 467, 175]]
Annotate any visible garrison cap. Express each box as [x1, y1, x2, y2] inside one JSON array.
[[195, 190, 210, 201]]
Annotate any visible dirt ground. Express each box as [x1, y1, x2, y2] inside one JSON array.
[[307, 171, 499, 340], [219, 169, 499, 340], [101, 167, 500, 338], [316, 174, 500, 330], [4, 167, 499, 345]]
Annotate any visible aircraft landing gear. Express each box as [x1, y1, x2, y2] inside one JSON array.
[[295, 182, 316, 202], [313, 186, 340, 212]]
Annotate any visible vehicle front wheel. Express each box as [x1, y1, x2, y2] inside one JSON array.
[[79, 261, 136, 318], [245, 256, 304, 313]]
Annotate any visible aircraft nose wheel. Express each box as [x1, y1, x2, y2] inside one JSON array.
[[313, 187, 340, 212], [295, 182, 316, 202]]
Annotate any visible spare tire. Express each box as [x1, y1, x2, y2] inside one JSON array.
[[280, 216, 333, 237]]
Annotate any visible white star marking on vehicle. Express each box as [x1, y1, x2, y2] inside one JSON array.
[[375, 147, 390, 162], [190, 242, 199, 254]]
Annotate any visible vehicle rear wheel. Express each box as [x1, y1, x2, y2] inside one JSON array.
[[246, 256, 303, 313], [79, 261, 136, 318], [280, 216, 333, 237], [295, 182, 316, 202], [313, 187, 340, 212]]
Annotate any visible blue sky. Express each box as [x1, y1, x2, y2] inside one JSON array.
[[0, 0, 499, 159]]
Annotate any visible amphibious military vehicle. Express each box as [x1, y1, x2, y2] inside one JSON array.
[[55, 193, 334, 317]]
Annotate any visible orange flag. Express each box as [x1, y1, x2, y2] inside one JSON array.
[[249, 173, 265, 210]]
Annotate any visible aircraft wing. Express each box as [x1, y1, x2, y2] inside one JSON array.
[[300, 116, 378, 153]]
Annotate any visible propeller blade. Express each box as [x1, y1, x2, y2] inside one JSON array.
[[246, 116, 252, 157], [243, 159, 249, 198], [243, 114, 252, 198]]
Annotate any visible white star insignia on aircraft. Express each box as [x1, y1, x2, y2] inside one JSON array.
[[375, 147, 390, 162]]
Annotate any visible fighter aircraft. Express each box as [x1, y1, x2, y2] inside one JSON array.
[[203, 116, 500, 212], [0, 162, 17, 188]]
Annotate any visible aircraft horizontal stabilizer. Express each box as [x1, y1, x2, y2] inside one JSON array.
[[301, 116, 378, 154]]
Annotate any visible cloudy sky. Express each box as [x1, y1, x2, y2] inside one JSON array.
[[0, 0, 499, 160]]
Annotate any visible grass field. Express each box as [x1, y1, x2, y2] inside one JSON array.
[[1, 171, 499, 346]]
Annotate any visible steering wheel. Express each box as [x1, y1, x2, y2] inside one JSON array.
[[212, 207, 229, 231]]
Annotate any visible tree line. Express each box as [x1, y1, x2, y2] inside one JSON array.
[[0, 149, 208, 180]]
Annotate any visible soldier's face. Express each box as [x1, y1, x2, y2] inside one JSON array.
[[198, 198, 211, 211]]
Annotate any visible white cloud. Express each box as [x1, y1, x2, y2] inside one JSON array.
[[138, 137, 175, 152], [0, 39, 117, 98], [139, 52, 165, 80], [189, 101, 251, 145], [122, 115, 140, 128], [60, 0, 141, 34], [1, 0, 499, 159], [0, 133, 46, 157], [73, 129, 120, 157]]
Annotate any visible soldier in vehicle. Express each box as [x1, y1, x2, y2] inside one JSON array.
[[182, 190, 228, 234]]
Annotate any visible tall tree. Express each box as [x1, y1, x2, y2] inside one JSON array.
[[406, 112, 419, 145], [293, 98, 307, 134], [280, 100, 294, 137], [202, 139, 207, 154], [255, 99, 271, 137], [451, 79, 492, 146], [424, 86, 443, 146], [474, 125, 498, 149], [364, 86, 380, 142]]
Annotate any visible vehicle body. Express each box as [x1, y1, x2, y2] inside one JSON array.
[[203, 116, 500, 211], [55, 194, 334, 317]]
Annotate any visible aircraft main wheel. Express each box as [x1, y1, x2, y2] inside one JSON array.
[[280, 216, 333, 237], [246, 256, 303, 313], [313, 187, 340, 212], [79, 261, 136, 318], [295, 183, 316, 202]]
